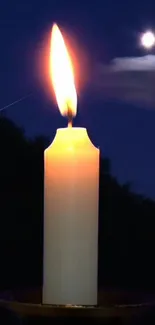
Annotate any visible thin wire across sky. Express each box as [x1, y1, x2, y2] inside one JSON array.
[[0, 93, 32, 113]]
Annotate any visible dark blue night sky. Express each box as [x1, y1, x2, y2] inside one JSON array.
[[0, 0, 155, 199]]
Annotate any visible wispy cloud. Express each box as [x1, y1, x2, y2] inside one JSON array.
[[112, 55, 155, 71], [96, 55, 155, 108]]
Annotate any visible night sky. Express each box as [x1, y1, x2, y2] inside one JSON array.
[[0, 0, 155, 199]]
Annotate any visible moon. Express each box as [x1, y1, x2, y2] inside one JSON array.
[[141, 31, 155, 49]]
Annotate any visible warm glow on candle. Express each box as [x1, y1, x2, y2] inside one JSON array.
[[43, 127, 99, 305], [50, 23, 77, 119]]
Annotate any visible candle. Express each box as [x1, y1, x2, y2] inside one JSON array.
[[43, 24, 99, 306]]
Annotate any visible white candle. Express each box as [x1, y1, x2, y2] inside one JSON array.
[[43, 127, 99, 305], [42, 23, 99, 305]]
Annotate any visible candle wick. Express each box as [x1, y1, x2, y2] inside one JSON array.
[[67, 105, 73, 128], [68, 120, 72, 128]]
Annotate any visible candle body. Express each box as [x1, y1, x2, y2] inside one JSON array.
[[43, 127, 99, 305]]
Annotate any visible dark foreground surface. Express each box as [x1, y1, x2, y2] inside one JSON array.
[[0, 301, 155, 325], [0, 288, 155, 324]]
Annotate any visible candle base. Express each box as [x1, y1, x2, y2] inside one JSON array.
[[0, 300, 148, 323]]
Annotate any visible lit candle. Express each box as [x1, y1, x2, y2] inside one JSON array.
[[43, 24, 99, 306]]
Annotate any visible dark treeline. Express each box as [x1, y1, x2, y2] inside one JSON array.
[[0, 116, 155, 293]]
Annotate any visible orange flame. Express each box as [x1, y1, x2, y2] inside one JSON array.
[[50, 24, 77, 120]]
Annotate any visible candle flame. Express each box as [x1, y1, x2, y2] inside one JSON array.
[[50, 23, 77, 120]]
